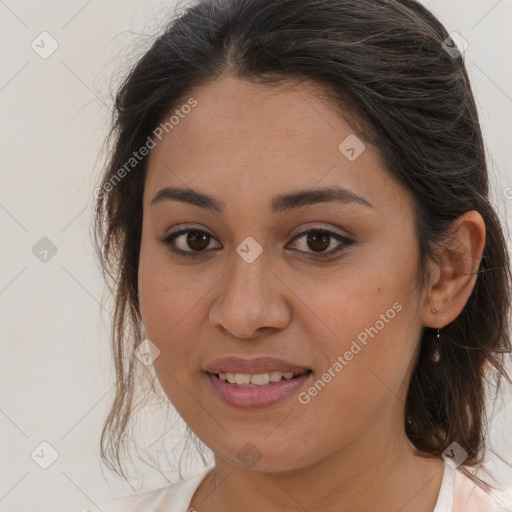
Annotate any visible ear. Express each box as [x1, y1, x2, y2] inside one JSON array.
[[421, 211, 486, 329]]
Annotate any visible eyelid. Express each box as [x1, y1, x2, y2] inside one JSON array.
[[166, 223, 214, 237], [286, 227, 354, 258], [164, 222, 350, 241], [288, 223, 351, 240], [158, 224, 220, 255], [158, 223, 355, 258]]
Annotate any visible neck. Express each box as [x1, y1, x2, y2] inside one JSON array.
[[191, 425, 445, 512]]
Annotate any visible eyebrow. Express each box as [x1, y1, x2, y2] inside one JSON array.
[[150, 185, 373, 213]]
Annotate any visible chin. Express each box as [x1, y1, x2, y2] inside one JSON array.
[[211, 436, 320, 473]]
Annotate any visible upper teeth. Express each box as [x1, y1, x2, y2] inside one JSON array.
[[219, 371, 299, 386]]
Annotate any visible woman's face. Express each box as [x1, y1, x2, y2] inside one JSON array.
[[138, 76, 429, 471]]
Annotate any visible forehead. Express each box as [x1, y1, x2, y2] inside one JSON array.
[[144, 76, 413, 217]]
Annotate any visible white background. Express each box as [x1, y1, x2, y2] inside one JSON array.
[[1, 1, 511, 511]]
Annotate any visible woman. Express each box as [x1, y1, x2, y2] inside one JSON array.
[[87, 0, 512, 510]]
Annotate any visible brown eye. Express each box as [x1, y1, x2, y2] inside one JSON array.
[[185, 230, 210, 251], [158, 226, 354, 259], [159, 228, 221, 257], [288, 229, 354, 258], [305, 231, 330, 252]]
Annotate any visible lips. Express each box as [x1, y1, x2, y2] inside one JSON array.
[[204, 356, 310, 375], [206, 370, 313, 408], [204, 356, 313, 408]]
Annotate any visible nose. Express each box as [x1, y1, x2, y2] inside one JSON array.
[[208, 248, 291, 339]]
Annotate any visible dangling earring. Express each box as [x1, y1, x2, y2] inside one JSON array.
[[432, 309, 441, 361]]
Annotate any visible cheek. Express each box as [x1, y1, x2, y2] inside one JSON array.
[[292, 258, 409, 344], [138, 237, 203, 336], [138, 242, 169, 334], [138, 256, 200, 409], [137, 240, 213, 383], [138, 241, 189, 378], [301, 248, 420, 397]]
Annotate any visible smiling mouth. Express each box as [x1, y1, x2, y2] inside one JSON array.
[[211, 370, 312, 388]]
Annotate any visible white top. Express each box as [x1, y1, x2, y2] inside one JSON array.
[[80, 461, 511, 512]]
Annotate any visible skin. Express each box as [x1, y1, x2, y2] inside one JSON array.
[[138, 76, 486, 511]]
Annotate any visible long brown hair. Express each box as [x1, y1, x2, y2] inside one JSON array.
[[92, 0, 512, 486]]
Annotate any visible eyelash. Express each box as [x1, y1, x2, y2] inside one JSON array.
[[157, 226, 355, 259]]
